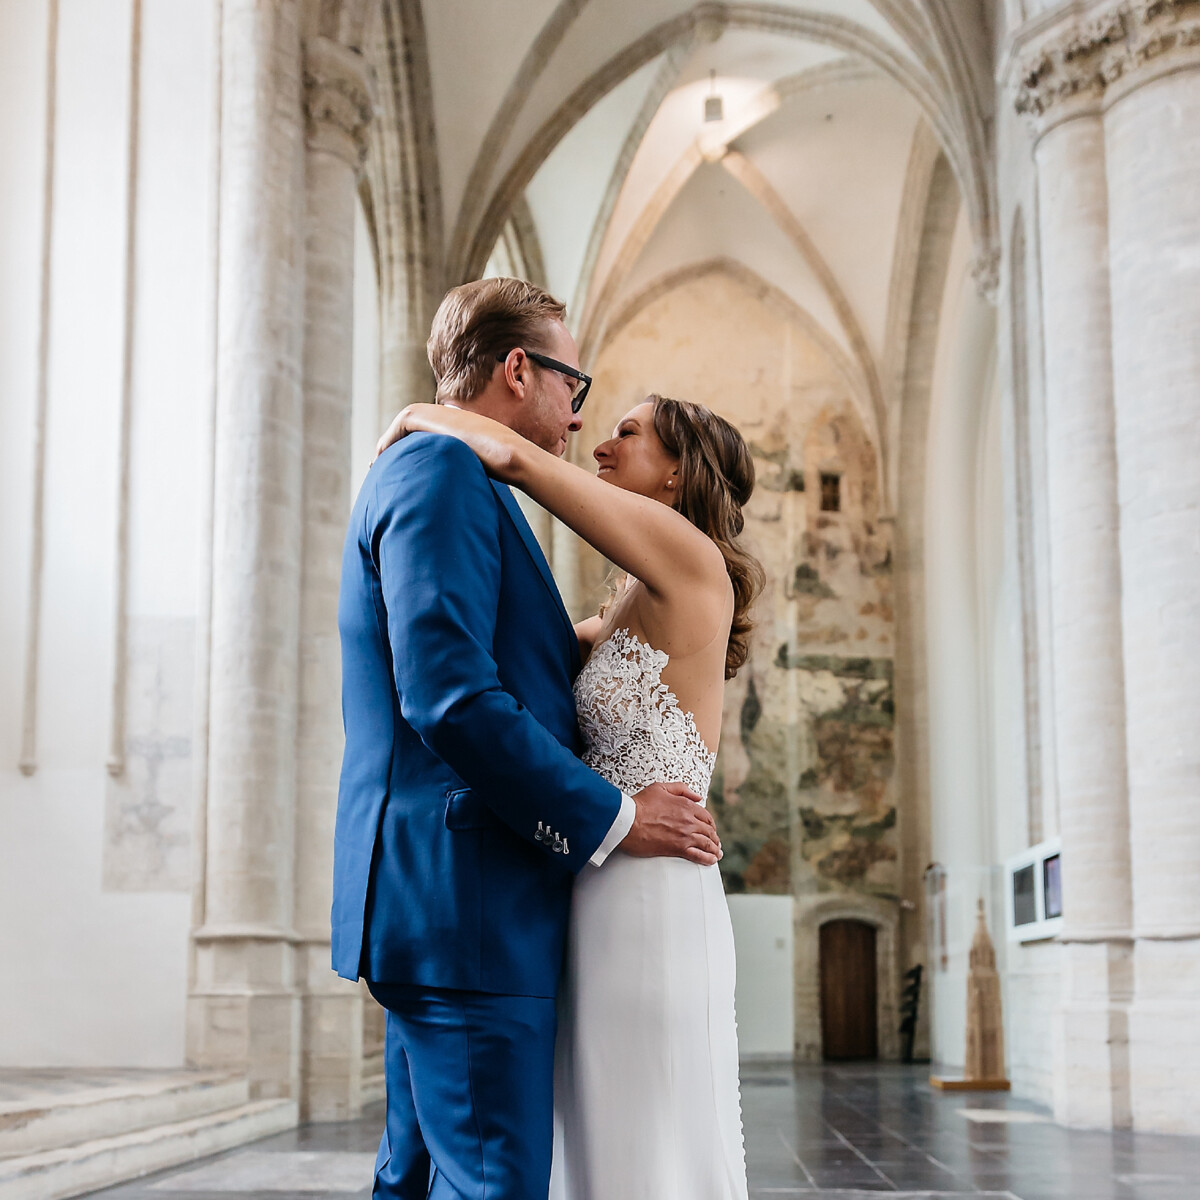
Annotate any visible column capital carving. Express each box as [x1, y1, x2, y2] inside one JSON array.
[[1014, 0, 1200, 127], [304, 36, 376, 166]]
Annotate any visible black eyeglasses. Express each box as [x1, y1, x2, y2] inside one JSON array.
[[497, 349, 592, 413]]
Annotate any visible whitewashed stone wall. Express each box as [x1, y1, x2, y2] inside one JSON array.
[[0, 0, 214, 1068], [1004, 940, 1060, 1103]]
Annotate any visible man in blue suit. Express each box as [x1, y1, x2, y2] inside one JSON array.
[[333, 278, 721, 1199]]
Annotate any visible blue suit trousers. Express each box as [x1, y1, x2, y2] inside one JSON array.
[[368, 983, 557, 1200]]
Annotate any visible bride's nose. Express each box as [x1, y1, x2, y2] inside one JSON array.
[[593, 440, 612, 464]]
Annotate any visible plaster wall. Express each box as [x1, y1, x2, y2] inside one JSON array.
[[980, 331, 1060, 1109], [0, 0, 214, 1067], [989, 69, 1064, 1110], [585, 268, 900, 1060], [921, 194, 1060, 1106], [0, 1, 51, 769], [979, 375, 1026, 865], [922, 212, 997, 1072], [728, 894, 795, 1057], [617, 164, 846, 357]]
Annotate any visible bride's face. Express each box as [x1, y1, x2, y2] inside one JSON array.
[[592, 401, 679, 505]]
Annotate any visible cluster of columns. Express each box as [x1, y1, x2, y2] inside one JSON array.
[[186, 0, 375, 1121], [1015, 0, 1200, 1134]]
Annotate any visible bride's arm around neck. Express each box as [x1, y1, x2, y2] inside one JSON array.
[[383, 402, 731, 617], [505, 439, 729, 613]]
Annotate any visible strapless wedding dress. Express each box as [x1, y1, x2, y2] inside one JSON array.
[[549, 628, 748, 1200]]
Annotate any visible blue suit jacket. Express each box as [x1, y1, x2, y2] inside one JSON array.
[[332, 432, 622, 997]]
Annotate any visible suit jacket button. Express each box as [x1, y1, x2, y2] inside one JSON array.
[[552, 835, 564, 853]]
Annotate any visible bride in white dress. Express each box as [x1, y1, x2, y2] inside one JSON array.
[[382, 392, 764, 1200]]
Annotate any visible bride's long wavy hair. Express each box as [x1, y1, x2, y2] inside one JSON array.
[[604, 395, 765, 679]]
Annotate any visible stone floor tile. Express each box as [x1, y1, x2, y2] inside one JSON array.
[[74, 1063, 1200, 1199]]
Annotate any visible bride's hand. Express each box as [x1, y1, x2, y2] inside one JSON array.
[[373, 402, 434, 462], [373, 402, 526, 482]]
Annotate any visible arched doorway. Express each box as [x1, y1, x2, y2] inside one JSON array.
[[819, 919, 878, 1061]]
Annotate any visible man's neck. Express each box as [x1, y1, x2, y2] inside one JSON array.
[[443, 394, 521, 434]]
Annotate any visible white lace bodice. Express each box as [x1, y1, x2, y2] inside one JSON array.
[[573, 627, 716, 801]]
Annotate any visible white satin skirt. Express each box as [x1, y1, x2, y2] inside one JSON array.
[[549, 853, 748, 1200]]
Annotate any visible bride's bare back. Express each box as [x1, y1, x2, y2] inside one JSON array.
[[578, 575, 732, 757]]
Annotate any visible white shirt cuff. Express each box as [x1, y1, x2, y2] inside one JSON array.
[[589, 792, 635, 867]]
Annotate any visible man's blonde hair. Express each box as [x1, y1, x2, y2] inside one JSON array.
[[426, 278, 567, 403]]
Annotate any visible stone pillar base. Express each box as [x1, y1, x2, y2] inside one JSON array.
[[1052, 940, 1132, 1130], [1130, 938, 1200, 1136], [187, 934, 301, 1101], [297, 941, 365, 1122]]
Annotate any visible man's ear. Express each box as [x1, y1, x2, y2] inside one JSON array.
[[503, 348, 528, 398]]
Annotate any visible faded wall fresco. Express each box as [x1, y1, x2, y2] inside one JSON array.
[[582, 269, 897, 910], [102, 615, 195, 891]]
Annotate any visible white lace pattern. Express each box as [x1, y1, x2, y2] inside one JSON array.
[[573, 627, 716, 801]]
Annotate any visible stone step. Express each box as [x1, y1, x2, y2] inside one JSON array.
[[0, 1097, 298, 1200], [0, 1072, 248, 1157]]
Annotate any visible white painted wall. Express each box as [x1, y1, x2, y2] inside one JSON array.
[[921, 211, 999, 1071], [728, 895, 795, 1057], [0, 0, 214, 1067], [0, 3, 51, 769], [918, 208, 1061, 1104], [978, 336, 1063, 1107]]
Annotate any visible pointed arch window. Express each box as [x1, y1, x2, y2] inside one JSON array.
[[820, 473, 841, 513]]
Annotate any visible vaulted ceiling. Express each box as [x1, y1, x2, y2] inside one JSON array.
[[359, 0, 998, 489]]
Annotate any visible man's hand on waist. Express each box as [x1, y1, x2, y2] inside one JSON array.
[[619, 782, 721, 866]]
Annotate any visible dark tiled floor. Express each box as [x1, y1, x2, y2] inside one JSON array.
[[81, 1062, 1200, 1199]]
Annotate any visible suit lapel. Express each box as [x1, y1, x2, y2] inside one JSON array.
[[491, 480, 580, 672]]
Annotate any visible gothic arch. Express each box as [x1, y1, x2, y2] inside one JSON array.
[[455, 2, 992, 283], [361, 0, 442, 408], [596, 257, 878, 459], [576, 148, 885, 453]]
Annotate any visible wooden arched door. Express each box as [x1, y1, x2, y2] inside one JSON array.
[[819, 919, 878, 1060]]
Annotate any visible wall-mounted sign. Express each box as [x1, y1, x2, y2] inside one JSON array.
[[1004, 838, 1063, 942]]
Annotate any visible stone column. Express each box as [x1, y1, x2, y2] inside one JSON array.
[[1016, 24, 1133, 1130], [1099, 5, 1200, 1136], [188, 0, 308, 1100], [293, 35, 375, 1122], [381, 336, 434, 420]]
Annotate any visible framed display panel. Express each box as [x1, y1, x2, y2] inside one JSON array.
[[1004, 837, 1063, 942]]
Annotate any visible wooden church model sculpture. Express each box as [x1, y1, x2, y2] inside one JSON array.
[[931, 898, 1010, 1092]]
